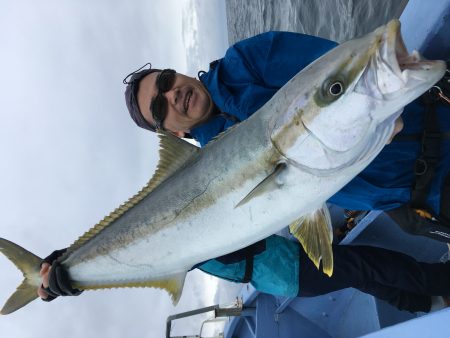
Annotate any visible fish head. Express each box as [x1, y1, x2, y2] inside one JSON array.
[[271, 19, 446, 172]]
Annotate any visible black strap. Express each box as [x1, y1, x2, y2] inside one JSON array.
[[214, 239, 265, 283], [215, 239, 265, 264], [410, 93, 441, 209], [387, 63, 450, 237], [407, 61, 450, 209], [242, 256, 254, 283]]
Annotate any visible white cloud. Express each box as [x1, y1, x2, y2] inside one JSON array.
[[181, 0, 228, 75]]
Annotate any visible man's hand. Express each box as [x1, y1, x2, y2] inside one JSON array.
[[386, 116, 404, 144], [37, 263, 52, 300], [37, 249, 83, 301]]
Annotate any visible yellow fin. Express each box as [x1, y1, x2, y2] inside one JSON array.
[[236, 163, 286, 208], [0, 238, 42, 315], [289, 204, 334, 276], [73, 272, 187, 305], [64, 131, 200, 257]]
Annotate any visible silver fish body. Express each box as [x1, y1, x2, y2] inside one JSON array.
[[63, 19, 444, 288]]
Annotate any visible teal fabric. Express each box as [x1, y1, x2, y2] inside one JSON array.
[[251, 235, 300, 297], [198, 256, 246, 284], [198, 235, 300, 297]]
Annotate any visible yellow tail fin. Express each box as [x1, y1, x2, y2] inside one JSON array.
[[0, 238, 42, 315]]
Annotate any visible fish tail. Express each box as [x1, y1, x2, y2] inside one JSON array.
[[0, 238, 42, 315]]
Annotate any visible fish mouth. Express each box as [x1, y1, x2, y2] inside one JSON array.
[[378, 20, 439, 89]]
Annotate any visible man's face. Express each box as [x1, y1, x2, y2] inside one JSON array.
[[137, 71, 213, 137]]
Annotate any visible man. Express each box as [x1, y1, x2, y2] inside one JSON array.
[[39, 31, 450, 313]]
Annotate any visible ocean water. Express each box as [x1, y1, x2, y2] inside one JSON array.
[[225, 0, 408, 44]]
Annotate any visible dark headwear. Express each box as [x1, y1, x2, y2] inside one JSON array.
[[123, 63, 162, 132]]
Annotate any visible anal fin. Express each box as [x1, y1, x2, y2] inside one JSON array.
[[74, 272, 187, 305]]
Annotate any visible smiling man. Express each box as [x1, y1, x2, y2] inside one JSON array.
[[130, 68, 215, 137]]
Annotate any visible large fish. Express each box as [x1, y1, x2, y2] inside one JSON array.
[[0, 20, 445, 315]]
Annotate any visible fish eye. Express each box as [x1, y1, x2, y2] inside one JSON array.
[[329, 81, 344, 96], [314, 76, 347, 107]]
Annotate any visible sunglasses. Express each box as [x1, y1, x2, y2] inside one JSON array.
[[150, 69, 176, 130]]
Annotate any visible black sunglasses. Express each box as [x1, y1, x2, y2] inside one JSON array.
[[150, 69, 176, 130]]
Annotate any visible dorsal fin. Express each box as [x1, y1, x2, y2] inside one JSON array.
[[63, 132, 200, 257]]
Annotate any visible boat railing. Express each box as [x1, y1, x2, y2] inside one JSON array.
[[166, 298, 255, 338]]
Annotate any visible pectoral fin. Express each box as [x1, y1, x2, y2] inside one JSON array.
[[289, 204, 334, 276], [236, 163, 287, 208]]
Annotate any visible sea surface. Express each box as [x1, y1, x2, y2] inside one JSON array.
[[225, 0, 408, 44]]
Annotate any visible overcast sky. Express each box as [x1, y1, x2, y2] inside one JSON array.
[[0, 1, 241, 337]]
